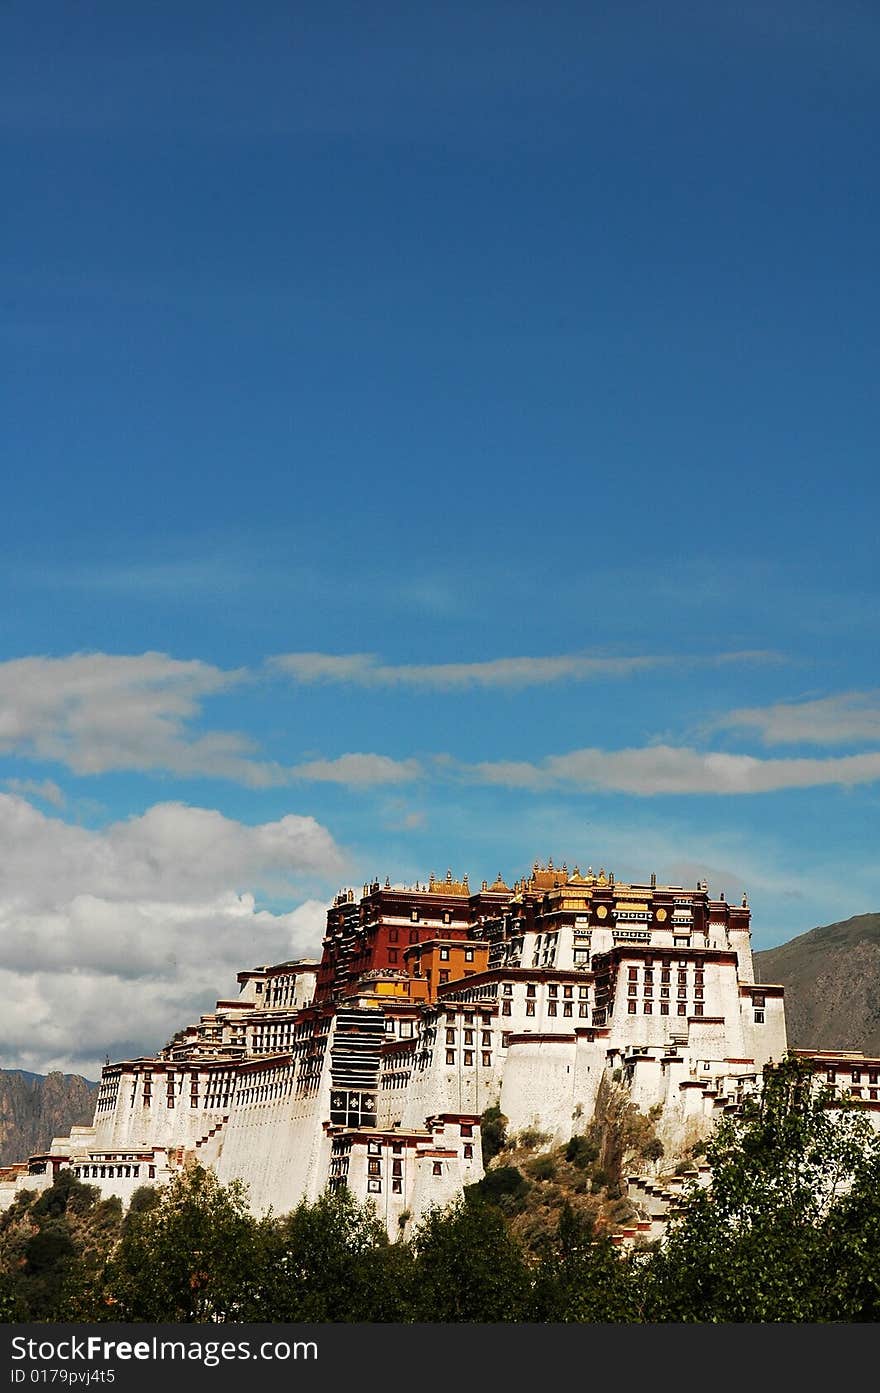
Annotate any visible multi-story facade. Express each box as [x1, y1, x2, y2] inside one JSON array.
[[0, 862, 797, 1234]]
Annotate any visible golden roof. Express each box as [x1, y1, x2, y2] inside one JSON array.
[[428, 869, 470, 897], [482, 872, 511, 893]]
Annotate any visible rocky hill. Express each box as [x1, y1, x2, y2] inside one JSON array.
[[755, 912, 880, 1056], [0, 1069, 96, 1167]]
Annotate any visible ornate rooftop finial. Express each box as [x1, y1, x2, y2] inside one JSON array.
[[742, 892, 748, 907]]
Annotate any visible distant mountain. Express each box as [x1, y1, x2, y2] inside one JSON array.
[[755, 913, 880, 1057], [0, 1069, 97, 1167]]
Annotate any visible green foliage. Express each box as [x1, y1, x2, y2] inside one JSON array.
[[516, 1127, 550, 1149], [105, 1165, 260, 1322], [531, 1203, 640, 1322], [565, 1134, 599, 1170], [469, 1165, 530, 1213], [525, 1154, 556, 1182], [640, 1055, 880, 1322], [408, 1196, 532, 1321], [480, 1105, 508, 1164], [241, 1188, 410, 1322]]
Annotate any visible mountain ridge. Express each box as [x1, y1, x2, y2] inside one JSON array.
[[755, 911, 880, 1057], [0, 1068, 97, 1167]]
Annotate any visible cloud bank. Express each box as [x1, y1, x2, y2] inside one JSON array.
[[0, 795, 342, 1076]]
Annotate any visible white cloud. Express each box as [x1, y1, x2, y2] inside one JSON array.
[[465, 745, 880, 795], [3, 777, 65, 807], [712, 691, 880, 746], [0, 795, 342, 1076], [270, 649, 778, 690], [290, 753, 422, 786], [0, 652, 282, 786]]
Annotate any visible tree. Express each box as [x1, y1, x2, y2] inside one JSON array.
[[105, 1164, 260, 1322], [530, 1202, 640, 1322], [641, 1055, 880, 1321], [480, 1105, 508, 1165], [407, 1195, 532, 1321], [241, 1187, 411, 1322]]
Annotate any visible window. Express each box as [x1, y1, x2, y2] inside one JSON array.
[[643, 970, 653, 983], [754, 1010, 764, 1024], [628, 1001, 637, 1014], [678, 971, 687, 984], [465, 948, 474, 962], [440, 948, 450, 961], [368, 1141, 382, 1155], [368, 1179, 382, 1193], [439, 971, 449, 984], [464, 1051, 474, 1066], [628, 968, 638, 980], [526, 1001, 535, 1016], [388, 949, 398, 963], [388, 928, 399, 943], [502, 1001, 511, 1016], [501, 1031, 512, 1047], [677, 1003, 686, 1016], [548, 983, 558, 997], [644, 986, 653, 998], [643, 1002, 652, 1014], [579, 986, 588, 999], [482, 1052, 491, 1066], [628, 984, 637, 997], [443, 911, 451, 925], [503, 984, 513, 996], [464, 1143, 474, 1159], [464, 1029, 474, 1044], [661, 970, 670, 984], [547, 1001, 557, 1016], [660, 987, 669, 999], [432, 1161, 443, 1176], [368, 1159, 381, 1176], [526, 984, 536, 997], [446, 1029, 455, 1044], [678, 987, 687, 999], [660, 1003, 669, 1015], [563, 1003, 572, 1017], [460, 1122, 473, 1137], [446, 1050, 455, 1064], [579, 1004, 588, 1018], [693, 1003, 703, 1016], [481, 1031, 491, 1046], [392, 1179, 402, 1193], [753, 993, 766, 1009], [392, 1159, 402, 1176], [411, 909, 419, 922]]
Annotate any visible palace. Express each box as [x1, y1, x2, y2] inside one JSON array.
[[0, 860, 824, 1233]]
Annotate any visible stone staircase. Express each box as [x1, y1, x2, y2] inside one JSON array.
[[191, 1115, 229, 1164]]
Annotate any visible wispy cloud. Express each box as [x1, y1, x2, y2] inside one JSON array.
[[0, 653, 281, 787], [269, 648, 779, 691], [462, 745, 880, 795], [3, 777, 66, 807], [290, 753, 422, 787], [711, 691, 880, 745]]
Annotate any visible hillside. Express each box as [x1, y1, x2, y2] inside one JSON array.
[[755, 912, 880, 1056], [0, 1070, 96, 1167]]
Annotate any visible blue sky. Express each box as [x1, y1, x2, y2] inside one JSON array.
[[2, 2, 878, 1072]]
